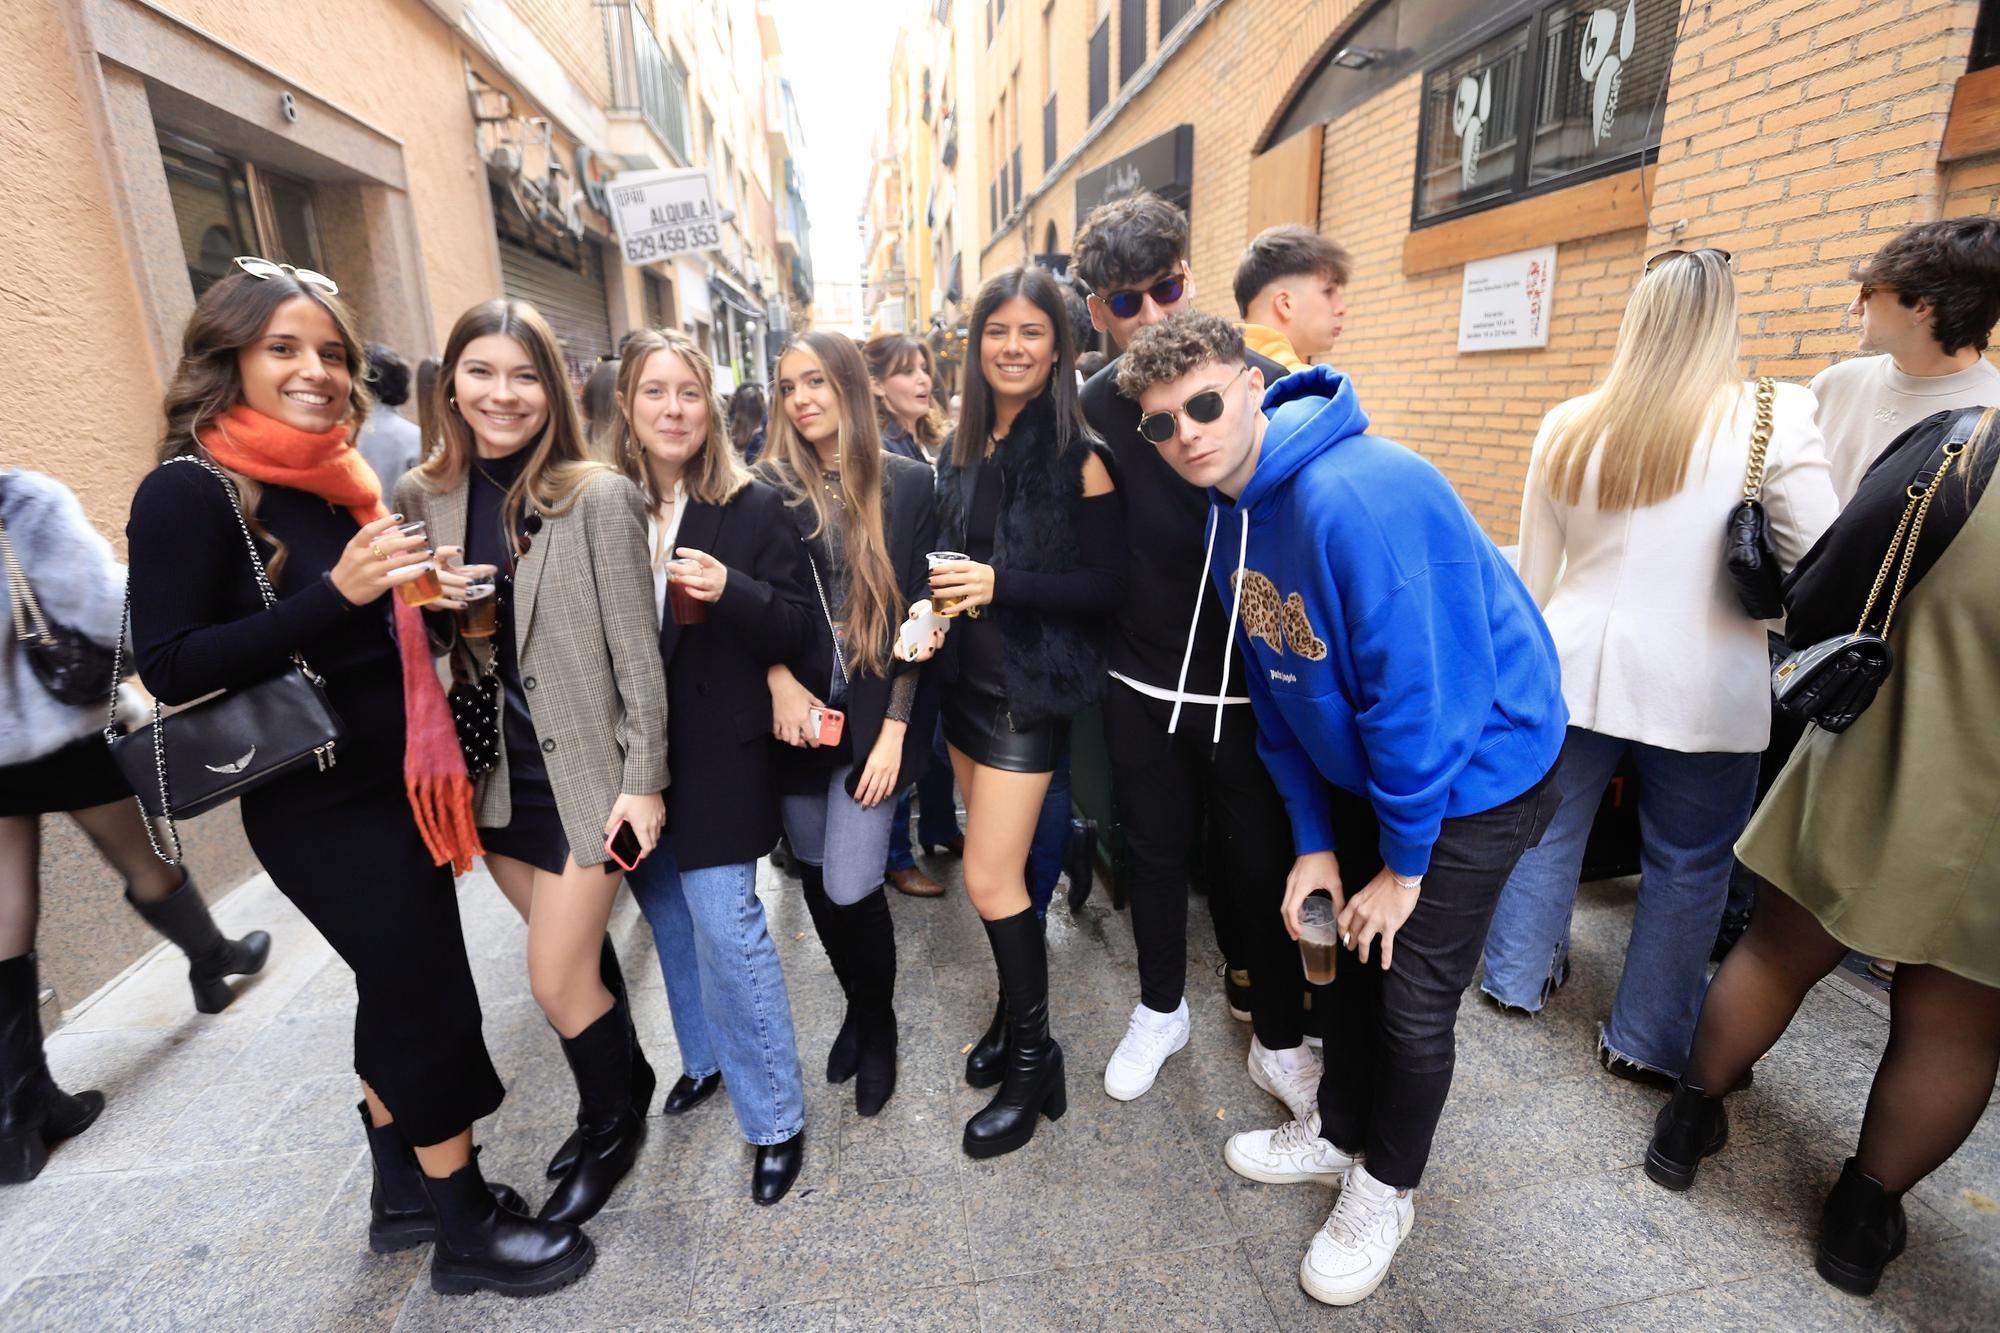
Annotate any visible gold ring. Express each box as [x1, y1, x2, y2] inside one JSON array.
[[370, 542, 384, 559]]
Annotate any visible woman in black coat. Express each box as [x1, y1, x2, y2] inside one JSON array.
[[611, 330, 815, 1206]]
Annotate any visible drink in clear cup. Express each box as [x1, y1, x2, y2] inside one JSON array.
[[1297, 892, 1339, 984], [392, 520, 442, 607], [455, 582, 498, 639], [666, 561, 707, 625], [926, 550, 970, 616]]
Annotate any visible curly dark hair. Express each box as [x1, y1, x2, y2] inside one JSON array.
[[364, 342, 411, 406], [1071, 192, 1189, 296], [1115, 310, 1246, 399], [1853, 217, 2000, 355]]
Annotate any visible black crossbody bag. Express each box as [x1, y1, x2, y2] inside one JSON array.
[[1725, 377, 1785, 619], [107, 457, 345, 864], [0, 507, 121, 708]]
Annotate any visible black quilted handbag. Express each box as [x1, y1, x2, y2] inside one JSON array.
[[1, 515, 120, 707], [1724, 377, 1784, 620]]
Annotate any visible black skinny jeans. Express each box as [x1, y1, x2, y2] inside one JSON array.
[[1318, 768, 1560, 1189], [1106, 685, 1307, 1048]]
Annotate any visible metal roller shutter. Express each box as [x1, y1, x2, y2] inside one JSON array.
[[497, 234, 614, 385]]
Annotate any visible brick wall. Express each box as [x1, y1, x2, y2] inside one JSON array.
[[507, 0, 613, 108]]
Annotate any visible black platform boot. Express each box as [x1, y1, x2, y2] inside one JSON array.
[[540, 1001, 646, 1226], [1817, 1157, 1908, 1296], [547, 936, 656, 1178], [844, 888, 898, 1117], [799, 865, 862, 1084], [964, 992, 1007, 1089], [359, 1103, 526, 1253], [963, 909, 1066, 1159], [0, 953, 103, 1184], [1644, 1080, 1729, 1191], [422, 1157, 595, 1297], [125, 872, 270, 1015]]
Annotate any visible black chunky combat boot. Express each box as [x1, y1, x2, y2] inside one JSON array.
[[423, 1158, 594, 1297], [963, 909, 1066, 1159], [358, 1103, 526, 1253], [1816, 1157, 1908, 1296], [1644, 1080, 1729, 1191]]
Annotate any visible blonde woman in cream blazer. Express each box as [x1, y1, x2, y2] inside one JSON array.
[[1479, 248, 1839, 1086]]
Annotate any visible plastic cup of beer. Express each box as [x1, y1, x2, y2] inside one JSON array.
[[666, 561, 708, 625], [1297, 892, 1339, 985], [392, 521, 443, 607], [926, 550, 970, 616], [455, 578, 498, 639]]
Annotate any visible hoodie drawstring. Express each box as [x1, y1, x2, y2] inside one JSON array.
[[1165, 509, 1219, 737], [1216, 508, 1249, 745]]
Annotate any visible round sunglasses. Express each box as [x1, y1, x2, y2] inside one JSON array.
[[233, 255, 340, 295], [1137, 364, 1248, 445], [1098, 268, 1188, 321]]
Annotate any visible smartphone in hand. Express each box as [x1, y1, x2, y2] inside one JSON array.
[[808, 706, 846, 746], [605, 819, 644, 871]]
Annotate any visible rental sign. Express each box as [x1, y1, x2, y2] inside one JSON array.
[[608, 169, 722, 265]]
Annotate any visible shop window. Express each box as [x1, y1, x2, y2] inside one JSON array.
[[1413, 0, 1674, 226], [158, 134, 326, 295]]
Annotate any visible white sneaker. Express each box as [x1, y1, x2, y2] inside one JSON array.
[[1247, 1037, 1322, 1123], [1102, 1000, 1191, 1101], [1298, 1163, 1414, 1307], [1222, 1111, 1359, 1185]]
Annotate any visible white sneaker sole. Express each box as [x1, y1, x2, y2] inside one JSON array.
[[1297, 1203, 1414, 1307], [1102, 1026, 1190, 1101], [1222, 1138, 1346, 1186], [1247, 1050, 1318, 1122]]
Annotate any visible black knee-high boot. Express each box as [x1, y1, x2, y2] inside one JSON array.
[[841, 888, 898, 1116], [963, 909, 1066, 1159], [546, 936, 656, 1178], [0, 953, 103, 1185], [540, 998, 646, 1226], [799, 864, 862, 1084], [124, 872, 271, 1015]]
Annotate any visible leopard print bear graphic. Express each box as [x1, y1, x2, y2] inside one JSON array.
[[1232, 570, 1329, 661]]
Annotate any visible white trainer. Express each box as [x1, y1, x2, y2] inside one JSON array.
[[1102, 1000, 1191, 1101], [1222, 1111, 1359, 1185], [1247, 1037, 1322, 1123], [1298, 1162, 1414, 1307]]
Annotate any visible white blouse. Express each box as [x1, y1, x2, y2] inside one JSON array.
[[645, 481, 688, 623], [1517, 381, 1839, 754]]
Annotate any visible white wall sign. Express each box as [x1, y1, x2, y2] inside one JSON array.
[[1457, 245, 1557, 352], [608, 169, 722, 266]]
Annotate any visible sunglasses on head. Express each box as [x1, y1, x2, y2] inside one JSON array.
[[1137, 364, 1248, 445], [234, 255, 339, 295], [1099, 268, 1187, 320], [1643, 247, 1732, 274]]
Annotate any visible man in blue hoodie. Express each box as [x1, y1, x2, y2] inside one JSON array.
[[1116, 311, 1566, 1307]]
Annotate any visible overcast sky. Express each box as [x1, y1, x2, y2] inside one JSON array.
[[764, 0, 899, 307]]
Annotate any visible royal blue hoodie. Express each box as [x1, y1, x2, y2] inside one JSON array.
[[1199, 366, 1566, 876]]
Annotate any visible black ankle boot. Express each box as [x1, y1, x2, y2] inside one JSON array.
[[423, 1158, 595, 1297], [1644, 1080, 1729, 1191], [799, 865, 862, 1084], [547, 936, 656, 1179], [844, 889, 898, 1116], [540, 1002, 646, 1226], [359, 1103, 526, 1253], [0, 953, 103, 1185], [965, 992, 1007, 1089], [1064, 817, 1096, 913], [125, 873, 271, 1015], [753, 1130, 804, 1204], [963, 909, 1066, 1159], [1817, 1157, 1908, 1296]]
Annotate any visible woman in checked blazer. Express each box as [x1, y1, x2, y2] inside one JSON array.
[[396, 300, 667, 1229]]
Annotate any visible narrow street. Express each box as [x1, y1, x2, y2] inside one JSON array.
[[2, 857, 1993, 1330]]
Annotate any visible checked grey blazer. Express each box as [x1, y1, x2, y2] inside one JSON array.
[[396, 465, 667, 867]]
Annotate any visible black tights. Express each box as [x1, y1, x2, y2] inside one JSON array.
[[1686, 884, 2000, 1192], [0, 801, 184, 959]]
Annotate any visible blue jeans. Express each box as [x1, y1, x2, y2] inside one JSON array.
[[627, 848, 806, 1145], [888, 720, 962, 871], [1026, 754, 1073, 920], [1480, 727, 1759, 1077]]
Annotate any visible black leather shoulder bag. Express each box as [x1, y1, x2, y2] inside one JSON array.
[[1, 509, 120, 708], [1725, 377, 1784, 619], [107, 456, 345, 864]]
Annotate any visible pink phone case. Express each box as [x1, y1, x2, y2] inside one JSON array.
[[604, 820, 643, 871], [812, 707, 846, 746]]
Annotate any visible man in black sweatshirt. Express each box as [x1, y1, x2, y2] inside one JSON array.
[[1075, 193, 1324, 1119]]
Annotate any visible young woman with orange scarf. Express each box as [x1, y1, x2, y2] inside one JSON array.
[[124, 264, 593, 1299]]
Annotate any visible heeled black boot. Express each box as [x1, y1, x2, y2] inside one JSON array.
[[963, 909, 1066, 1159], [422, 1157, 595, 1297], [1643, 1080, 1729, 1191], [547, 936, 656, 1178], [359, 1103, 526, 1253], [964, 992, 1007, 1089], [843, 888, 898, 1117], [0, 953, 102, 1185], [540, 1001, 646, 1226], [799, 865, 862, 1084], [1817, 1157, 1908, 1296], [753, 1131, 805, 1204], [125, 872, 270, 1015]]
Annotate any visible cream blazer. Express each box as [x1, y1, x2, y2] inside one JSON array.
[[1517, 382, 1839, 753]]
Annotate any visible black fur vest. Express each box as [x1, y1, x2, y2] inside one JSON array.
[[935, 389, 1109, 727]]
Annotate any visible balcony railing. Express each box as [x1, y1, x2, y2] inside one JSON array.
[[602, 2, 689, 162]]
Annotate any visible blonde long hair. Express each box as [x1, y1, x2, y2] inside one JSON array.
[[612, 328, 750, 509], [1541, 250, 1742, 510], [764, 332, 901, 678], [413, 301, 604, 556]]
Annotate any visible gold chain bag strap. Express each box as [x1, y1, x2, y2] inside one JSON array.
[[1, 508, 122, 707], [1724, 377, 1784, 619]]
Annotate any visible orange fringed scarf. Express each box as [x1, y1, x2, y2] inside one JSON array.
[[200, 405, 484, 873]]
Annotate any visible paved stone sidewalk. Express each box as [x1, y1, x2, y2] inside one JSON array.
[[2, 857, 1995, 1331]]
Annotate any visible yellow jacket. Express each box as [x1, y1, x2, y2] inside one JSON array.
[[1239, 323, 1309, 374]]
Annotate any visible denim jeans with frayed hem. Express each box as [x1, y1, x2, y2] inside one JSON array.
[[628, 847, 805, 1146], [1480, 726, 1758, 1077]]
